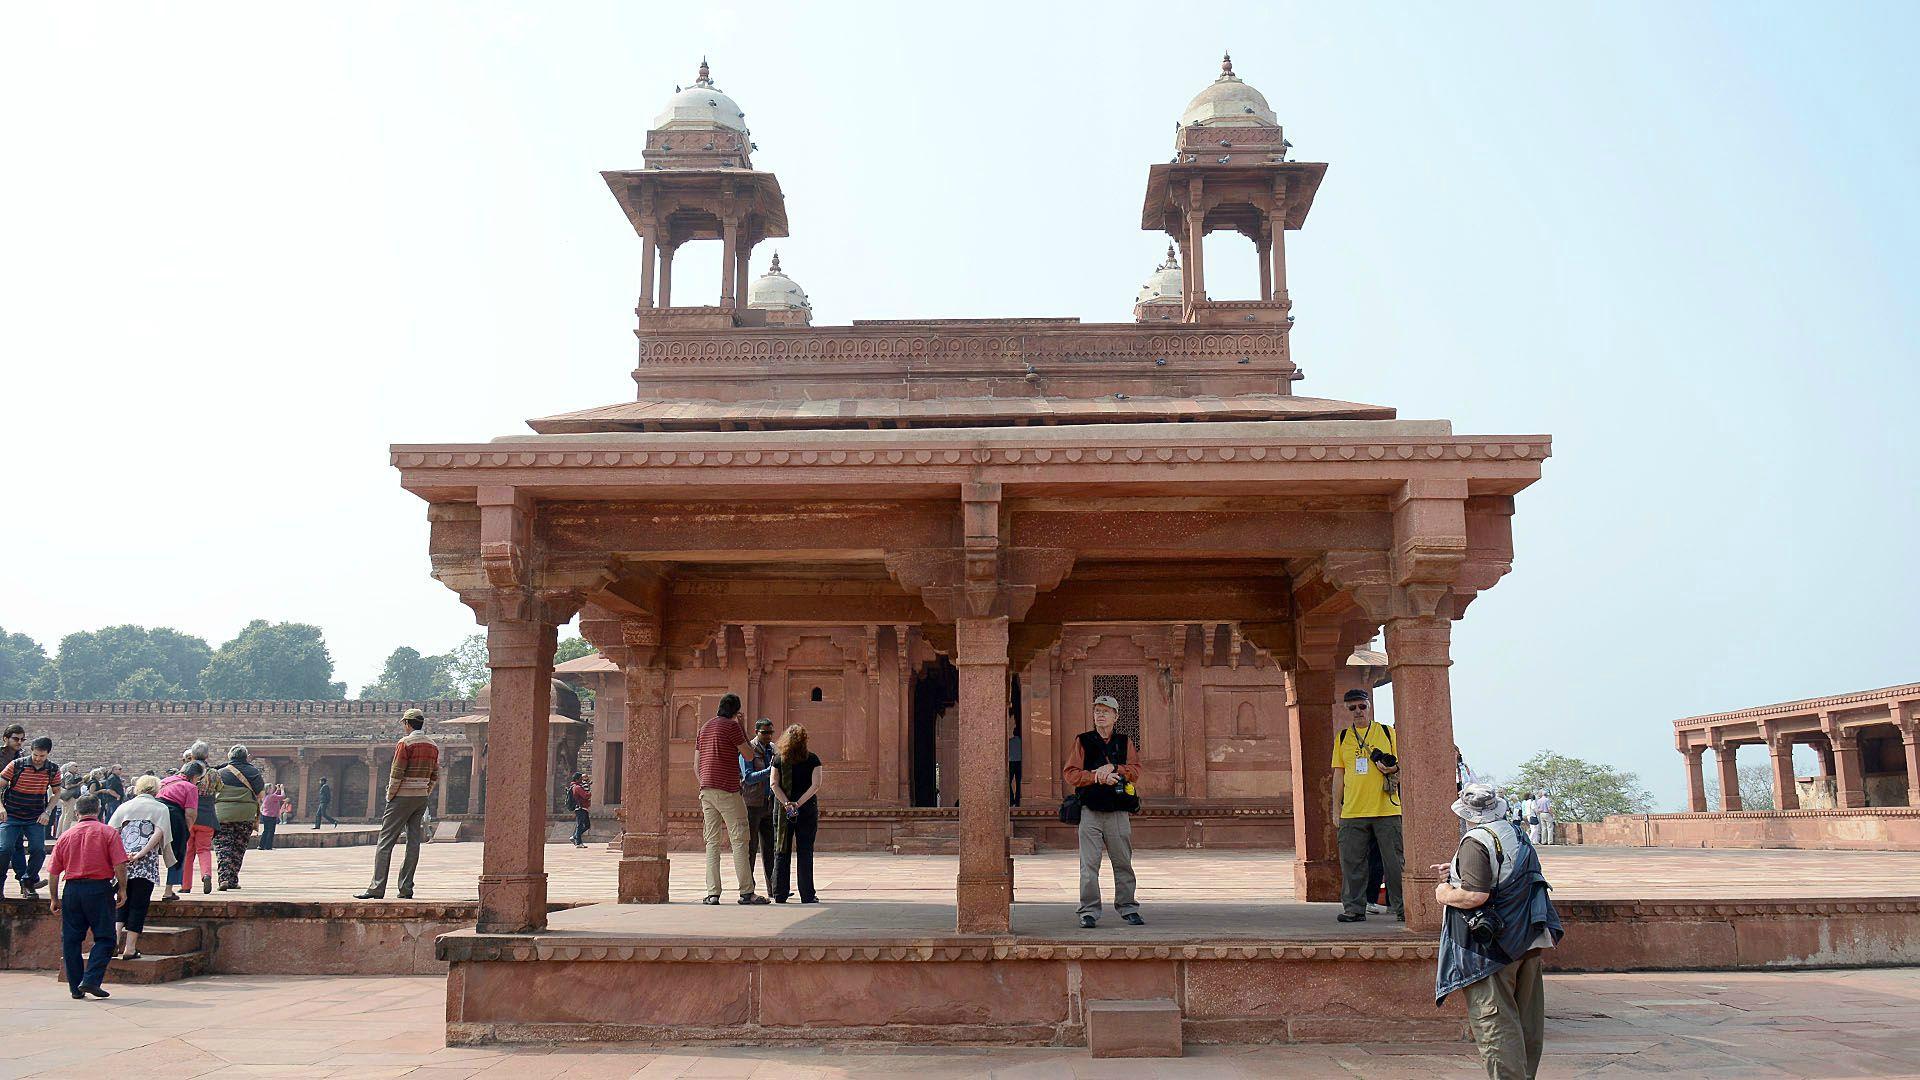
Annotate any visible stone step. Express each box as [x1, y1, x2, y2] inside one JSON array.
[[1086, 997, 1182, 1058], [134, 924, 202, 953], [56, 948, 208, 986]]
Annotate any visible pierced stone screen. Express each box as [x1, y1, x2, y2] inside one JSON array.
[[1091, 674, 1142, 751]]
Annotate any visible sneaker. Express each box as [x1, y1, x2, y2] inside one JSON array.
[[201, 875, 212, 895], [1079, 914, 1097, 928], [1121, 912, 1145, 926], [702, 895, 720, 905], [1366, 903, 1390, 915], [1336, 912, 1366, 923]]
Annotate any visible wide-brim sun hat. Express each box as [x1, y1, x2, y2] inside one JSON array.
[[1452, 782, 1509, 824]]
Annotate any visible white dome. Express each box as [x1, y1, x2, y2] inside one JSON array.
[[747, 253, 809, 310], [1180, 53, 1278, 128], [1135, 245, 1183, 306], [652, 59, 748, 133]]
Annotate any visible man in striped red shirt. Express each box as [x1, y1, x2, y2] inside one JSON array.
[[0, 736, 59, 899]]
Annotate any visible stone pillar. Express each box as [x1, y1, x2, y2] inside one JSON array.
[[295, 756, 312, 820], [877, 626, 903, 806], [954, 616, 1012, 933], [1832, 732, 1867, 808], [1256, 237, 1273, 302], [1769, 735, 1799, 811], [734, 248, 751, 311], [619, 621, 671, 902], [1270, 220, 1288, 302], [437, 763, 451, 818], [720, 220, 738, 305], [658, 245, 675, 307], [469, 744, 485, 815], [639, 235, 656, 309], [478, 616, 559, 932], [1184, 201, 1206, 312], [1714, 743, 1742, 812], [1682, 746, 1707, 812], [1900, 719, 1920, 809], [364, 748, 380, 819], [1286, 661, 1340, 902], [1383, 615, 1456, 932]]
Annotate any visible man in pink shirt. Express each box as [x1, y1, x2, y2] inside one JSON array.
[[47, 794, 127, 999]]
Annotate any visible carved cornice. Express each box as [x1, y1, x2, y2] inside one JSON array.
[[439, 938, 1439, 964], [395, 439, 1551, 472], [1672, 682, 1920, 732], [630, 325, 1296, 368]]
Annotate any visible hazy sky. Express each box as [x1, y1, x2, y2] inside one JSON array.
[[3, 3, 1916, 810]]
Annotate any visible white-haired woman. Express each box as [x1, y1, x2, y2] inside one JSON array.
[[211, 745, 264, 890], [109, 775, 174, 958]]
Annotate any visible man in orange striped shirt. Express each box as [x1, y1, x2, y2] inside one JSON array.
[[355, 709, 439, 900]]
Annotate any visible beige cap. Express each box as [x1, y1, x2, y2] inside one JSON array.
[[1092, 695, 1121, 711]]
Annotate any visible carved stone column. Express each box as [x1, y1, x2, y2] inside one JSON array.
[[1767, 732, 1799, 811], [1900, 716, 1920, 809], [1681, 745, 1707, 813], [954, 616, 1012, 933], [639, 235, 656, 309], [477, 612, 561, 932], [437, 765, 451, 818], [1383, 615, 1456, 932], [1831, 731, 1867, 808], [364, 747, 380, 819], [1713, 741, 1742, 812], [295, 755, 313, 820], [619, 619, 671, 903], [1286, 659, 1340, 902], [658, 245, 675, 307]]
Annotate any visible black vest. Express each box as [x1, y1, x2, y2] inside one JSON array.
[[1076, 730, 1130, 813]]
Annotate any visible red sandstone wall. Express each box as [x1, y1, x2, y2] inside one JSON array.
[[0, 699, 475, 775], [1562, 809, 1920, 851]]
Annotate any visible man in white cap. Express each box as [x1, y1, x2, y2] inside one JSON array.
[[1433, 782, 1564, 1079], [1064, 694, 1143, 928]]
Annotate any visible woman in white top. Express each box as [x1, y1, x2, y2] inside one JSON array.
[[108, 776, 175, 960]]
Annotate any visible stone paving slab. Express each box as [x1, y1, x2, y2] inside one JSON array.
[[154, 841, 1920, 907], [6, 968, 1920, 1077]]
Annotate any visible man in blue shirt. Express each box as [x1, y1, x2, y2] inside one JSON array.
[[738, 718, 779, 899]]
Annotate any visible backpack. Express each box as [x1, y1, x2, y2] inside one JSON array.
[[564, 787, 579, 812]]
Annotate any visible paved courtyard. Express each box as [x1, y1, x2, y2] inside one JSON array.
[[182, 841, 1920, 906], [5, 967, 1920, 1078]]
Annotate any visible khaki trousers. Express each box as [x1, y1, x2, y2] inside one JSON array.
[[699, 788, 755, 898], [367, 794, 429, 897], [1076, 808, 1139, 917], [1464, 949, 1546, 1079]]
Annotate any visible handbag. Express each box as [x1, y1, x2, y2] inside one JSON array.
[[1058, 791, 1082, 824]]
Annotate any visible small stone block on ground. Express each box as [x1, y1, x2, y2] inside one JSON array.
[[431, 820, 461, 842], [1087, 997, 1182, 1058]]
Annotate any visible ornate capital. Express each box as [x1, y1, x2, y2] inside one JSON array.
[[1382, 616, 1452, 668], [953, 617, 1010, 667]]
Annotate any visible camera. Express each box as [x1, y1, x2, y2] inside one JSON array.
[[1465, 907, 1503, 946], [1368, 748, 1398, 769]]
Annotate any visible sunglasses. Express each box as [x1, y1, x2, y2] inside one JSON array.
[[1345, 703, 1369, 711]]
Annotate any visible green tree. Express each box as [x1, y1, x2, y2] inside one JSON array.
[[199, 620, 346, 700], [31, 625, 211, 700], [554, 637, 594, 665], [0, 627, 50, 698], [445, 633, 489, 698], [1507, 751, 1655, 822], [114, 667, 181, 700], [359, 646, 455, 700]]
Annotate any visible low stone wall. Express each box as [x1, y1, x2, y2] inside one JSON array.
[[0, 898, 483, 975], [1550, 897, 1920, 970], [1562, 808, 1920, 850], [440, 936, 1463, 1046], [659, 806, 1292, 852]]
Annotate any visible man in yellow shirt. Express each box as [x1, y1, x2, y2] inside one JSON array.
[[1330, 689, 1402, 922]]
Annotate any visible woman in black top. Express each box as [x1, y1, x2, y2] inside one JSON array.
[[771, 724, 823, 904]]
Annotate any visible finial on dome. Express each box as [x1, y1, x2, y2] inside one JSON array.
[[696, 57, 712, 87], [769, 251, 783, 274], [1220, 51, 1235, 79], [1162, 243, 1180, 269]]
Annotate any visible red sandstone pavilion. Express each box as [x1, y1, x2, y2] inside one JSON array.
[[393, 55, 1550, 1043]]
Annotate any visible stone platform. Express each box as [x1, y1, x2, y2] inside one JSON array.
[[440, 899, 1459, 1047]]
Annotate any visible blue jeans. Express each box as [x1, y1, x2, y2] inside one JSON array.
[[1, 819, 46, 886], [61, 878, 117, 991]]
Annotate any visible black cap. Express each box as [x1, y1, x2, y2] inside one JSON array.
[[1343, 689, 1371, 702]]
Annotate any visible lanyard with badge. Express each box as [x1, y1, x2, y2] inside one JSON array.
[[1352, 722, 1375, 774]]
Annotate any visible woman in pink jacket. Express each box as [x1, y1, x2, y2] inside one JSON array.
[[156, 766, 201, 902]]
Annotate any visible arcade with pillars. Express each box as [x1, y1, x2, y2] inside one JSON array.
[[1676, 684, 1920, 812]]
